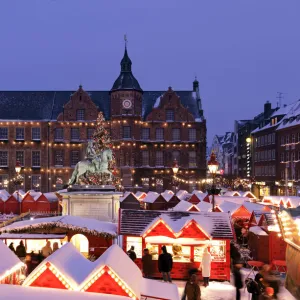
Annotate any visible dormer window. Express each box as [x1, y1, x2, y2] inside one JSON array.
[[76, 109, 85, 121]]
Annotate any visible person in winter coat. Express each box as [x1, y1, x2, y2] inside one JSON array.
[[233, 262, 243, 300], [142, 248, 153, 278], [158, 245, 173, 282], [200, 248, 211, 287], [250, 273, 265, 300], [9, 242, 16, 254], [181, 274, 201, 300], [127, 246, 137, 261], [16, 241, 26, 259], [42, 241, 52, 258]]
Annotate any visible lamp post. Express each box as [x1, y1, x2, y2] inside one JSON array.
[[172, 159, 179, 192], [208, 152, 219, 212], [14, 160, 23, 214]]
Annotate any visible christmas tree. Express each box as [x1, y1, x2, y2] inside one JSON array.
[[79, 112, 121, 188]]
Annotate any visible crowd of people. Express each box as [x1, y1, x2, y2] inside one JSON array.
[[8, 240, 60, 275]]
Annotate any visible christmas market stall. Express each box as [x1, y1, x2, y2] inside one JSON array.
[[119, 209, 234, 280], [276, 210, 300, 299], [0, 215, 117, 257], [0, 240, 25, 284], [23, 243, 179, 300], [120, 192, 141, 210], [261, 196, 300, 208]]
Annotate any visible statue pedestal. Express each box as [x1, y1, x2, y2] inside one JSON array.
[[59, 186, 122, 223]]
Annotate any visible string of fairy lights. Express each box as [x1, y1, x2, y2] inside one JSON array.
[[0, 119, 204, 188]]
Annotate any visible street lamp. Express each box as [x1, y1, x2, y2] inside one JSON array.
[[172, 159, 179, 192], [208, 152, 219, 212], [14, 160, 23, 214]]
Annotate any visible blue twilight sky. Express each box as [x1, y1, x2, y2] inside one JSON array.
[[0, 0, 300, 143]]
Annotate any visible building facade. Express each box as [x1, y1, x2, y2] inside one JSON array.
[[0, 46, 206, 193]]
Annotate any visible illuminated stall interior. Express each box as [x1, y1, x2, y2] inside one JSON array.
[[120, 209, 233, 280]]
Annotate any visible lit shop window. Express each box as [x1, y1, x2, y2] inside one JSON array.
[[126, 237, 142, 258], [210, 240, 226, 262], [194, 246, 206, 262], [166, 245, 191, 263], [146, 243, 159, 260]]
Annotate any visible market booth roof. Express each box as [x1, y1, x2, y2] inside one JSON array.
[[23, 243, 179, 300], [0, 215, 117, 238], [0, 285, 130, 300], [0, 240, 25, 282], [119, 209, 234, 239]]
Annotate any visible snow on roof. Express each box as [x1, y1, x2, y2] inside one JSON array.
[[43, 192, 59, 202], [119, 191, 136, 202], [134, 191, 147, 200], [92, 244, 142, 297], [196, 201, 212, 211], [120, 210, 234, 239], [223, 191, 241, 197], [143, 191, 160, 203], [262, 196, 300, 207], [153, 95, 163, 108], [171, 201, 195, 212], [0, 240, 24, 278], [0, 189, 10, 201], [30, 243, 94, 287], [0, 284, 129, 300], [0, 233, 66, 239], [140, 277, 179, 300], [176, 190, 192, 201], [11, 190, 25, 202], [239, 191, 256, 199], [249, 226, 268, 236], [1, 215, 117, 237], [218, 201, 241, 214], [216, 196, 248, 205], [161, 190, 174, 201], [243, 202, 268, 212]]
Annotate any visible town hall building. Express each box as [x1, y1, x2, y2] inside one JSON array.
[[0, 45, 206, 193]]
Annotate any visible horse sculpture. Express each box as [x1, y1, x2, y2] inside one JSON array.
[[68, 157, 100, 185], [68, 148, 114, 185], [98, 148, 113, 181]]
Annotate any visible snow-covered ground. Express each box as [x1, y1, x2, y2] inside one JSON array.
[[175, 269, 296, 300]]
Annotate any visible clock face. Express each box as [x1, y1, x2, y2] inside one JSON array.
[[122, 99, 132, 109]]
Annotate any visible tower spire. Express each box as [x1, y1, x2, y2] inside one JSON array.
[[121, 35, 132, 73]]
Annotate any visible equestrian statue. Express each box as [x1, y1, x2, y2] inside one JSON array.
[[68, 141, 114, 185]]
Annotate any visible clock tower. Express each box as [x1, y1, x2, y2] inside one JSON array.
[[110, 43, 143, 188]]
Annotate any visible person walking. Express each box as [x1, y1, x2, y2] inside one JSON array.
[[181, 274, 201, 300], [259, 287, 275, 299], [41, 241, 52, 258], [16, 241, 26, 260], [233, 262, 243, 300], [127, 246, 137, 261], [200, 248, 211, 287], [142, 248, 153, 278], [158, 245, 173, 282], [9, 242, 16, 254]]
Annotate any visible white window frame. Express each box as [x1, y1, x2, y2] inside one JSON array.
[[54, 150, 64, 166], [71, 128, 80, 141], [32, 127, 41, 140], [32, 151, 41, 167], [0, 151, 8, 167], [16, 150, 25, 166], [16, 127, 25, 140], [31, 175, 41, 192], [0, 128, 8, 140]]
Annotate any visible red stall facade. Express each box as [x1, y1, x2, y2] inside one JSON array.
[[4, 196, 20, 215], [119, 209, 233, 281]]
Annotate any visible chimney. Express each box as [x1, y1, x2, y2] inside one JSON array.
[[264, 101, 272, 119]]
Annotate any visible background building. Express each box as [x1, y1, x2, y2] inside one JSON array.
[[0, 46, 206, 193]]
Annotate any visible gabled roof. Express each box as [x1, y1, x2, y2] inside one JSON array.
[[0, 90, 203, 121], [0, 240, 24, 279], [142, 191, 161, 203], [119, 209, 234, 239], [161, 190, 175, 202]]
